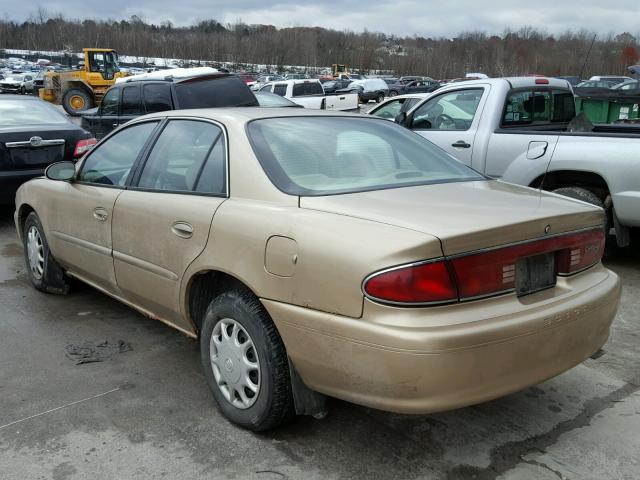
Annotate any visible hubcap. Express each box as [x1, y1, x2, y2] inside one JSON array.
[[210, 318, 260, 409], [26, 226, 44, 280], [70, 95, 85, 110]]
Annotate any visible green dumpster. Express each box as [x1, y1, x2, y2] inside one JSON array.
[[574, 90, 640, 124]]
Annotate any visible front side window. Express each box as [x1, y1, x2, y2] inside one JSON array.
[[137, 120, 226, 194], [502, 89, 575, 126], [100, 88, 119, 115], [247, 117, 484, 196], [121, 86, 141, 116], [412, 89, 483, 130], [78, 121, 158, 186]]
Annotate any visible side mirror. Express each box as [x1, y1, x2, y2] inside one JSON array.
[[45, 161, 76, 181], [395, 112, 408, 126]]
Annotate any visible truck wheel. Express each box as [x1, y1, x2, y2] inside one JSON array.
[[62, 89, 94, 116], [23, 212, 70, 295], [200, 289, 295, 431]]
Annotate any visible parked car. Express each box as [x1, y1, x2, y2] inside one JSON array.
[[15, 108, 620, 431], [81, 73, 258, 139], [251, 75, 284, 91], [387, 79, 440, 97], [337, 78, 389, 103], [284, 74, 308, 80], [320, 79, 352, 94], [257, 79, 358, 110], [589, 75, 634, 84], [254, 91, 303, 108], [554, 76, 581, 86], [575, 80, 617, 89], [0, 96, 94, 204], [612, 80, 640, 90], [395, 77, 640, 247], [0, 73, 35, 94], [367, 93, 431, 120]]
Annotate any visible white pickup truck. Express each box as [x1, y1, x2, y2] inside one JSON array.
[[257, 79, 359, 111], [396, 77, 640, 246]]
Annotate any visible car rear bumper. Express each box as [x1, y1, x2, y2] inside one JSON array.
[[264, 263, 620, 413], [0, 169, 44, 204]]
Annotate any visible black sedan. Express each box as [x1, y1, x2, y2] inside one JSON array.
[[321, 79, 353, 94], [0, 96, 94, 204], [387, 79, 440, 97]]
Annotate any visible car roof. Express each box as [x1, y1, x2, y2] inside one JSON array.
[[385, 93, 431, 100], [440, 77, 572, 89], [142, 107, 366, 124]]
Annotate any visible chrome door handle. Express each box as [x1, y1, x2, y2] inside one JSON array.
[[93, 207, 108, 222], [112, 123, 118, 127], [171, 222, 193, 238]]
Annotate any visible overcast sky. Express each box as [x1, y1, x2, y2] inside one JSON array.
[[3, 1, 640, 38]]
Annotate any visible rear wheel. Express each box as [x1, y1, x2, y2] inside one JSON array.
[[376, 93, 385, 103], [23, 212, 69, 294], [200, 289, 294, 431], [62, 88, 94, 116], [389, 90, 398, 97]]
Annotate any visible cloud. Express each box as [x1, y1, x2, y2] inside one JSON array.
[[3, 0, 639, 38]]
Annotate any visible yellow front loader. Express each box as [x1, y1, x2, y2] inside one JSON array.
[[39, 48, 129, 116]]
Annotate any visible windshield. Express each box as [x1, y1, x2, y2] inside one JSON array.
[[5, 75, 24, 82], [247, 116, 484, 196], [0, 100, 68, 126]]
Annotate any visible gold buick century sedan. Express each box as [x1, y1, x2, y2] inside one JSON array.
[[14, 108, 620, 431]]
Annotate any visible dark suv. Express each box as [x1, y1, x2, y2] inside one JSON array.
[[81, 73, 258, 139]]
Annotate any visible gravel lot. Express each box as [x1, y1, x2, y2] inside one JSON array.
[[1, 207, 639, 480]]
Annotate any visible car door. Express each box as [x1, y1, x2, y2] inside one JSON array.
[[45, 120, 160, 294], [407, 86, 488, 165], [111, 118, 228, 329], [92, 87, 120, 139]]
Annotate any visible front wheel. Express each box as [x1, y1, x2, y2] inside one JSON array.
[[23, 212, 69, 294], [376, 93, 385, 103], [200, 289, 294, 431], [62, 88, 94, 116], [20, 86, 26, 95]]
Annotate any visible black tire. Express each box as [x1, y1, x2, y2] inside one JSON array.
[[62, 88, 94, 116], [22, 212, 69, 294], [200, 289, 294, 431], [376, 93, 385, 103], [552, 187, 604, 209], [20, 86, 26, 95], [389, 90, 398, 97]]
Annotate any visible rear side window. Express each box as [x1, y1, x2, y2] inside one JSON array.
[[100, 88, 119, 115], [273, 84, 287, 97], [292, 82, 323, 96], [174, 76, 258, 109], [136, 120, 226, 195], [121, 86, 142, 116], [502, 90, 575, 126], [143, 84, 173, 113], [79, 122, 158, 186]]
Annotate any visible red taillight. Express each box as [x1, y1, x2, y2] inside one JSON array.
[[74, 138, 97, 158], [364, 260, 457, 305], [364, 228, 605, 306], [535, 78, 550, 84]]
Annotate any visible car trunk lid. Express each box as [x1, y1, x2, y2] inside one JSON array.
[[299, 180, 605, 256]]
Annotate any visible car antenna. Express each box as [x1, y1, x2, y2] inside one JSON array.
[[579, 34, 597, 80]]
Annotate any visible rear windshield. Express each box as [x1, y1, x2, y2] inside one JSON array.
[[291, 82, 323, 96], [502, 89, 575, 126], [175, 76, 258, 108], [247, 117, 484, 196], [0, 99, 68, 126]]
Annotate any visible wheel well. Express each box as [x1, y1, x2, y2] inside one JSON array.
[[187, 270, 254, 336], [16, 204, 35, 236], [530, 170, 610, 201]]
